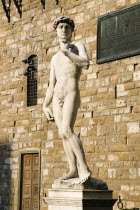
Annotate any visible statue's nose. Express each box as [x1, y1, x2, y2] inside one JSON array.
[[62, 27, 66, 32]]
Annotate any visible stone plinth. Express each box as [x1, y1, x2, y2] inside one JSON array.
[[52, 177, 108, 190], [43, 178, 117, 210]]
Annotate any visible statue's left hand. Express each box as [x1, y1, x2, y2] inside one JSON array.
[[43, 107, 54, 121], [60, 41, 70, 53]]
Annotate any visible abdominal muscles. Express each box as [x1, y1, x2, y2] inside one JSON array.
[[54, 77, 78, 98], [53, 51, 81, 99]]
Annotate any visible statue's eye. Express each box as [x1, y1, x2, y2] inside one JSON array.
[[58, 25, 63, 29]]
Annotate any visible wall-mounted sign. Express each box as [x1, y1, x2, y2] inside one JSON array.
[[97, 3, 140, 64]]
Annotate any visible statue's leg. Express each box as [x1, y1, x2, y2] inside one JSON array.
[[61, 140, 78, 179], [61, 92, 91, 183], [53, 97, 78, 179]]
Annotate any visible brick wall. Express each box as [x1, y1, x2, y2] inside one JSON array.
[[0, 0, 140, 209]]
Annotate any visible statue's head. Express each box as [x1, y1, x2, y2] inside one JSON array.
[[53, 16, 75, 41], [53, 16, 75, 32]]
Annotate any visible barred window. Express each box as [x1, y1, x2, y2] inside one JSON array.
[[22, 55, 38, 107]]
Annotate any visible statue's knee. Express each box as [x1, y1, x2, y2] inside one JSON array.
[[59, 130, 65, 139], [62, 126, 72, 138], [60, 133, 65, 139]]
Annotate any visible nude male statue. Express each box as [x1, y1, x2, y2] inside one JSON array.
[[43, 16, 91, 183]]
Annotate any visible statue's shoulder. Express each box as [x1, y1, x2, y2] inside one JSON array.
[[73, 41, 85, 48], [51, 53, 58, 63], [72, 42, 86, 52]]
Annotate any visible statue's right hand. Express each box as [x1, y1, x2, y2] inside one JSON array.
[[43, 107, 54, 121]]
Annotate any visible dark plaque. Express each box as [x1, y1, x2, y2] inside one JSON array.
[[97, 3, 140, 64]]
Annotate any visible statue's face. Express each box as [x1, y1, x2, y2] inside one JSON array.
[[56, 22, 72, 40]]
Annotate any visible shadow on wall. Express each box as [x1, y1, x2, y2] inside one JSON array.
[[0, 143, 12, 210]]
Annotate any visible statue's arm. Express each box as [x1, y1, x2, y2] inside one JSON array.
[[43, 59, 56, 120], [61, 42, 89, 70]]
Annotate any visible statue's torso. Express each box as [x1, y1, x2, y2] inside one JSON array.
[[52, 47, 81, 99]]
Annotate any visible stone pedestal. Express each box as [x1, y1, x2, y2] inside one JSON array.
[[43, 178, 117, 210]]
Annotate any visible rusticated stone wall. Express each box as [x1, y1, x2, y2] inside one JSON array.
[[0, 0, 140, 209]]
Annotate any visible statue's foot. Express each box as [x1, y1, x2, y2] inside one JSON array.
[[79, 167, 91, 183], [59, 169, 78, 180]]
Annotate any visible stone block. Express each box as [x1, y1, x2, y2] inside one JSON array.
[[86, 37, 95, 44], [133, 106, 140, 113], [108, 154, 118, 161], [87, 73, 97, 80], [117, 0, 126, 6], [129, 168, 137, 179], [117, 91, 128, 97], [126, 64, 134, 72], [47, 130, 54, 140], [86, 1, 95, 9], [86, 145, 95, 153], [122, 115, 133, 123], [84, 112, 92, 118], [81, 127, 88, 136], [133, 71, 140, 81], [16, 126, 26, 133], [127, 122, 140, 134], [126, 201, 135, 209], [125, 82, 134, 90], [116, 100, 126, 107], [108, 169, 116, 179], [98, 87, 108, 93], [122, 73, 133, 83], [117, 84, 125, 92], [114, 115, 121, 122], [46, 142, 54, 149], [110, 145, 127, 152], [87, 102, 97, 111], [75, 13, 84, 24], [47, 22, 54, 33], [121, 185, 129, 191]]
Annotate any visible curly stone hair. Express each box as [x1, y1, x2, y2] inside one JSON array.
[[53, 16, 75, 31]]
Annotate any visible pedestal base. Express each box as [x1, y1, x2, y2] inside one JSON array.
[[43, 178, 117, 210], [44, 189, 117, 210]]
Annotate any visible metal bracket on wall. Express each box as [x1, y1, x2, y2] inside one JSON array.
[[40, 0, 45, 9], [117, 196, 123, 209], [13, 0, 22, 18], [1, 0, 11, 22], [22, 55, 37, 76]]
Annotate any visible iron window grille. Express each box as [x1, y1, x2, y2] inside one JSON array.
[[22, 55, 38, 107]]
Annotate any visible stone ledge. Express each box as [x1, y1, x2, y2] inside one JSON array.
[[43, 189, 117, 210], [44, 197, 117, 207], [48, 189, 113, 199]]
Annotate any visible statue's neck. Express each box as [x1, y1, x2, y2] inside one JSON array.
[[58, 38, 71, 43]]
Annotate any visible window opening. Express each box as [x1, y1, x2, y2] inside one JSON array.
[[22, 55, 38, 107]]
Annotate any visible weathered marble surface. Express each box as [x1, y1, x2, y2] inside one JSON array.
[[43, 16, 91, 183], [52, 177, 108, 190]]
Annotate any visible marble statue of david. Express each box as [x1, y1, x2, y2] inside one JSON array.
[[43, 16, 91, 183]]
